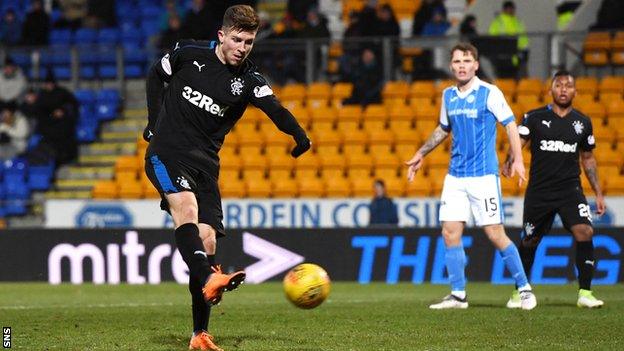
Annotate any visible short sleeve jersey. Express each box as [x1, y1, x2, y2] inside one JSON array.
[[519, 105, 595, 193], [147, 40, 278, 168], [439, 77, 515, 177]]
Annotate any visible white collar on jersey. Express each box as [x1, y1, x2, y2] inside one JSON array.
[[452, 76, 481, 99]]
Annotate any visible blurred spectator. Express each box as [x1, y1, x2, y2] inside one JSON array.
[[181, 0, 214, 40], [376, 4, 400, 37], [255, 11, 274, 41], [344, 11, 363, 38], [358, 0, 380, 37], [488, 1, 529, 77], [287, 0, 318, 24], [0, 57, 27, 104], [85, 0, 117, 28], [412, 0, 446, 36], [422, 8, 450, 36], [21, 0, 51, 46], [56, 0, 87, 29], [460, 14, 478, 40], [343, 48, 382, 107], [158, 15, 183, 54], [368, 179, 399, 226], [298, 7, 329, 39], [19, 89, 44, 131], [28, 71, 78, 166], [0, 102, 30, 161], [0, 8, 23, 46], [160, 0, 186, 30], [591, 0, 624, 30]]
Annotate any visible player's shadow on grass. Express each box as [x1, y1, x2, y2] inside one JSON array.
[[157, 333, 319, 350]]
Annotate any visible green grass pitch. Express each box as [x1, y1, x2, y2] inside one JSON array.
[[1, 283, 623, 350]]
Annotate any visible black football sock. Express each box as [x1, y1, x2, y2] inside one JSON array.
[[576, 241, 594, 290], [517, 243, 537, 289], [174, 223, 211, 285], [189, 274, 211, 333]]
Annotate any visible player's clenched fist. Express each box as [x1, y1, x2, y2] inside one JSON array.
[[291, 135, 311, 158]]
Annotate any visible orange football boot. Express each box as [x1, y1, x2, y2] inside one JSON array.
[[202, 265, 246, 305], [188, 331, 223, 351]]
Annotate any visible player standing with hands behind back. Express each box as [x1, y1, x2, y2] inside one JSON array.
[[143, 5, 311, 350], [503, 70, 606, 308], [405, 43, 537, 310]]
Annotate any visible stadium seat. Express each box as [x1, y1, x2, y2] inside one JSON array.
[[413, 103, 438, 121], [426, 147, 450, 169], [238, 132, 264, 156], [342, 129, 368, 155], [494, 78, 517, 98], [346, 153, 373, 179], [268, 153, 294, 180], [246, 178, 272, 197], [118, 181, 143, 198], [297, 177, 325, 197], [606, 100, 624, 126], [220, 169, 240, 182], [593, 147, 623, 167], [27, 162, 54, 191], [384, 177, 406, 197], [382, 81, 409, 101], [310, 106, 337, 132], [279, 84, 306, 104], [325, 177, 351, 197], [49, 29, 72, 45], [272, 178, 299, 197], [435, 80, 454, 95], [219, 178, 246, 198], [394, 129, 420, 159], [517, 78, 543, 97], [241, 154, 267, 180], [499, 175, 520, 196], [263, 129, 292, 155], [74, 28, 98, 44], [336, 105, 362, 132], [331, 83, 353, 107], [406, 171, 434, 196], [92, 181, 119, 199], [294, 153, 320, 180], [583, 32, 610, 67], [306, 82, 331, 107], [313, 129, 342, 155], [388, 105, 415, 132], [409, 80, 436, 99], [575, 77, 599, 97], [220, 153, 242, 172], [611, 31, 624, 66], [368, 129, 394, 155], [599, 76, 624, 94], [605, 176, 624, 195], [288, 106, 311, 128], [362, 104, 388, 130], [351, 177, 376, 197]]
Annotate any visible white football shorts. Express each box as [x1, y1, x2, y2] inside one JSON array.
[[438, 174, 504, 226]]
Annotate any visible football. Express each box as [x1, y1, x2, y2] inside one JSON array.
[[283, 263, 331, 309]]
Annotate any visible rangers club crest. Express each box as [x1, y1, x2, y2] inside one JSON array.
[[573, 120, 584, 135], [524, 222, 535, 236], [230, 78, 244, 96]]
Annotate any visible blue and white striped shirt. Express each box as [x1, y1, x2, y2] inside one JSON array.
[[439, 77, 515, 177]]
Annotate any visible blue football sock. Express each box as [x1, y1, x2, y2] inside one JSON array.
[[445, 245, 466, 292], [501, 243, 530, 289]]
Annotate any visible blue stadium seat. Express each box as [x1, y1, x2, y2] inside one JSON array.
[[3, 158, 28, 183], [141, 6, 161, 20], [96, 44, 117, 65], [49, 29, 72, 45], [80, 66, 96, 79], [52, 66, 71, 80], [74, 28, 97, 44], [76, 122, 98, 142], [74, 89, 96, 105], [121, 28, 144, 46], [27, 134, 42, 151], [28, 162, 55, 191], [98, 28, 119, 44], [95, 89, 120, 120], [141, 20, 161, 37], [98, 65, 117, 79], [11, 52, 31, 69], [4, 197, 29, 216], [125, 65, 143, 78], [97, 89, 121, 104]]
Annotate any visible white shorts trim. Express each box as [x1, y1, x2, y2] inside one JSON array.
[[439, 174, 504, 226]]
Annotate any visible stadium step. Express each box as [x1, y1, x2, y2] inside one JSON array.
[[123, 108, 147, 120], [103, 119, 145, 133], [45, 190, 93, 199], [80, 142, 137, 156], [101, 131, 140, 143], [78, 154, 123, 166], [55, 179, 100, 191], [57, 165, 114, 180]]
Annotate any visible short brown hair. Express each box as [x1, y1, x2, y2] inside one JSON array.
[[450, 42, 479, 61], [222, 5, 259, 33]]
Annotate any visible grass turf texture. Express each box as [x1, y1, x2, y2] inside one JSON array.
[[1, 283, 622, 350]]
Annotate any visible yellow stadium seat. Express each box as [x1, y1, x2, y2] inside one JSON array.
[[240, 107, 263, 124], [605, 176, 624, 195], [384, 177, 406, 197], [394, 129, 420, 159], [328, 42, 343, 58], [606, 100, 624, 125], [346, 153, 373, 179], [116, 170, 138, 184], [336, 105, 362, 132], [499, 175, 520, 196], [351, 176, 375, 197], [294, 153, 320, 179], [307, 82, 331, 100], [368, 129, 394, 155], [426, 147, 450, 169], [238, 132, 264, 155], [314, 129, 342, 155], [220, 153, 242, 171], [92, 181, 119, 199], [362, 104, 388, 130], [517, 78, 543, 96], [494, 78, 517, 97], [382, 81, 409, 101], [325, 177, 352, 197], [279, 83, 306, 102], [583, 32, 611, 66], [374, 153, 401, 180], [575, 77, 599, 97], [115, 155, 140, 173], [342, 129, 368, 155], [599, 76, 624, 94], [593, 147, 623, 167], [435, 79, 454, 95], [142, 182, 161, 199], [220, 178, 246, 198], [389, 0, 420, 20], [516, 94, 541, 107], [405, 172, 434, 196], [288, 106, 311, 127], [241, 153, 266, 170], [272, 178, 299, 197], [118, 181, 143, 198], [221, 169, 240, 182], [577, 101, 606, 121], [331, 82, 354, 102], [593, 125, 616, 146], [389, 104, 414, 124], [413, 103, 438, 121], [409, 80, 436, 99], [263, 129, 291, 155], [600, 165, 622, 180], [310, 106, 337, 132], [245, 178, 272, 198], [298, 177, 325, 197]]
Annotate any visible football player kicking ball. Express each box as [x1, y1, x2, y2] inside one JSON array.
[[406, 42, 537, 310], [143, 5, 311, 350], [503, 70, 606, 308]]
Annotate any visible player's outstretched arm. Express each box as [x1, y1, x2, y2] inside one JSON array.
[[580, 150, 606, 215], [256, 98, 310, 158], [405, 125, 448, 181], [504, 121, 527, 186]]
